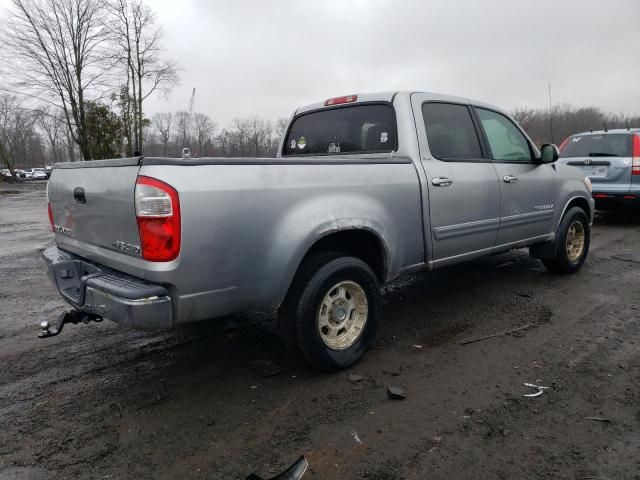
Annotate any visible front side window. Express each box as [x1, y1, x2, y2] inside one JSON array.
[[422, 103, 482, 160], [283, 104, 396, 156], [476, 108, 532, 162]]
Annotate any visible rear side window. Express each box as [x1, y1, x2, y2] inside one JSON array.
[[560, 134, 632, 158], [422, 103, 482, 160], [476, 108, 532, 162], [283, 104, 396, 156]]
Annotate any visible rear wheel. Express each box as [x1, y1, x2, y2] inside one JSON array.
[[279, 254, 380, 371], [543, 207, 590, 274]]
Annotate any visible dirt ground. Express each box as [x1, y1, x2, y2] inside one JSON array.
[[1, 181, 639, 480]]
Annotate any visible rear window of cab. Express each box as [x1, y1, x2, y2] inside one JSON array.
[[283, 104, 397, 156]]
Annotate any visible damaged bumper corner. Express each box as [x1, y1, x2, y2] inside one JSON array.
[[42, 245, 173, 330]]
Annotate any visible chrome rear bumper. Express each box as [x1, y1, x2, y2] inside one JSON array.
[[43, 246, 173, 329]]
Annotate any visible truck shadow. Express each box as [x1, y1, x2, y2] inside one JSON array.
[[3, 246, 568, 478], [594, 208, 640, 226]]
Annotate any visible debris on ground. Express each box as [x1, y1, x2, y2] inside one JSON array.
[[612, 253, 640, 264], [585, 417, 611, 423], [523, 383, 549, 398], [387, 386, 406, 400], [351, 431, 362, 444], [246, 455, 309, 480], [249, 360, 283, 377], [459, 323, 534, 346], [412, 344, 424, 349], [348, 374, 363, 383]]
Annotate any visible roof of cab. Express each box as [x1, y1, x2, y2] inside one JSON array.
[[293, 90, 505, 116]]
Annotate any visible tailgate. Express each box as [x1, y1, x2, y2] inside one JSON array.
[[48, 158, 142, 258], [566, 156, 631, 193]]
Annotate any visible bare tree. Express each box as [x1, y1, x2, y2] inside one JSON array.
[[0, 0, 114, 160], [174, 110, 191, 154], [0, 95, 40, 172], [233, 116, 273, 157], [37, 107, 67, 165], [110, 0, 178, 155], [192, 112, 216, 157], [152, 112, 172, 156]]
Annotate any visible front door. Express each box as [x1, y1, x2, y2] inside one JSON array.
[[473, 107, 557, 246], [412, 96, 501, 264]]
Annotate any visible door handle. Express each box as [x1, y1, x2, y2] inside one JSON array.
[[432, 177, 453, 187], [503, 175, 518, 183]]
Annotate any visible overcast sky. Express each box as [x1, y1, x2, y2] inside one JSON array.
[[3, 0, 640, 126]]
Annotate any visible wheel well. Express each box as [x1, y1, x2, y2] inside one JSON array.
[[564, 197, 591, 221], [304, 230, 387, 283]]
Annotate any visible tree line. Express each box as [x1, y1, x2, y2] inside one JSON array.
[[3, 96, 639, 171], [0, 93, 289, 169], [0, 0, 178, 172], [0, 0, 638, 171], [514, 104, 640, 146]]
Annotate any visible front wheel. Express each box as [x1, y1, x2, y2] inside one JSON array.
[[543, 207, 590, 274], [279, 255, 381, 371]]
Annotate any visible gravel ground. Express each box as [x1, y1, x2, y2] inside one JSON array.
[[1, 181, 639, 479]]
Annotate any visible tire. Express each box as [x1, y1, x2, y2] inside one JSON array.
[[278, 254, 381, 371], [542, 207, 590, 274]]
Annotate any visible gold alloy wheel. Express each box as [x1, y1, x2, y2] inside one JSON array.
[[317, 280, 368, 350], [566, 220, 586, 262]]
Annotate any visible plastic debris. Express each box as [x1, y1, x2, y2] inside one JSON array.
[[387, 386, 406, 400], [460, 324, 533, 345], [351, 431, 362, 444], [348, 374, 363, 383], [246, 455, 308, 480], [523, 383, 549, 397], [585, 416, 610, 423]]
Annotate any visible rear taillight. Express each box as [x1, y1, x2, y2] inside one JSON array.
[[632, 135, 640, 176], [558, 137, 570, 152], [135, 176, 181, 261], [47, 203, 54, 231]]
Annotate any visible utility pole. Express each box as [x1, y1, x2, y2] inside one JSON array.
[[185, 87, 195, 150], [548, 82, 554, 144]]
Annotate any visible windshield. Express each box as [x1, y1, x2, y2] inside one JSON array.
[[560, 133, 631, 158], [283, 104, 396, 156]]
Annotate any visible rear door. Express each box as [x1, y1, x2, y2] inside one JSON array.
[[473, 107, 557, 245], [559, 133, 633, 193], [412, 96, 501, 263]]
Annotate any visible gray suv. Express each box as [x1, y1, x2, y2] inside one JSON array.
[[558, 128, 640, 209]]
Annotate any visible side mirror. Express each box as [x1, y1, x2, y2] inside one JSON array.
[[540, 143, 559, 163]]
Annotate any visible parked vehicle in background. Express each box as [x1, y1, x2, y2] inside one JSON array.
[[0, 169, 12, 177], [16, 168, 35, 179], [44, 91, 594, 370], [32, 170, 48, 180], [558, 128, 640, 209]]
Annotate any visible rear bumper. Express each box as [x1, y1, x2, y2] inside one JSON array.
[[43, 246, 173, 329], [592, 192, 640, 208]]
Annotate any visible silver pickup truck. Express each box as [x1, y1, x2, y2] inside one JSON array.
[[44, 91, 594, 370]]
